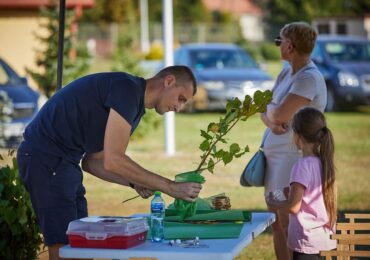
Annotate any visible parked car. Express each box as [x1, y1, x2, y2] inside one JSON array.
[[0, 58, 39, 148], [311, 35, 370, 111], [173, 43, 274, 111]]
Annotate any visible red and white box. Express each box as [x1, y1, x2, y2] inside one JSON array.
[[66, 216, 149, 249]]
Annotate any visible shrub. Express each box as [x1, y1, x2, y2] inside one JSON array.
[[0, 152, 43, 259], [235, 38, 262, 62], [260, 42, 281, 61]]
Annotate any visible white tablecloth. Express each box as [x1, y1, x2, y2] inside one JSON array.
[[60, 212, 275, 260]]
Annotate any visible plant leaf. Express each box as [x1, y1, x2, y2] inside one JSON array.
[[222, 152, 233, 165], [229, 143, 240, 154], [207, 158, 215, 173], [199, 140, 210, 151], [200, 130, 212, 140]]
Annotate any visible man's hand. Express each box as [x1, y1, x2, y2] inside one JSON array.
[[134, 184, 154, 199], [167, 182, 202, 202]]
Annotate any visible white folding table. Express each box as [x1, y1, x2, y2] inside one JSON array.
[[60, 212, 275, 260]]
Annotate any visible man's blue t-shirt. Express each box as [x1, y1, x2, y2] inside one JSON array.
[[24, 72, 146, 163]]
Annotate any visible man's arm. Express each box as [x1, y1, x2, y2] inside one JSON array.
[[100, 108, 201, 202], [81, 151, 130, 186], [81, 152, 154, 199]]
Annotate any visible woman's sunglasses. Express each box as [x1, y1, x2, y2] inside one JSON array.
[[274, 36, 283, 46]]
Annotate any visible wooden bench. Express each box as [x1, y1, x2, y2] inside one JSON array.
[[320, 213, 370, 260]]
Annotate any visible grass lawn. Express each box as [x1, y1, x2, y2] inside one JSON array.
[[1, 109, 369, 259], [2, 103, 369, 259], [77, 110, 369, 259]]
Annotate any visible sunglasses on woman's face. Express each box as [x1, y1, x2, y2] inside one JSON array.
[[274, 36, 283, 46]]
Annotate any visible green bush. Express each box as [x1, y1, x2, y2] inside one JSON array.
[[0, 152, 43, 259], [260, 42, 281, 61], [235, 38, 261, 62]]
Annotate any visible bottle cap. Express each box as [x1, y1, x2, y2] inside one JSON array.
[[154, 191, 161, 196]]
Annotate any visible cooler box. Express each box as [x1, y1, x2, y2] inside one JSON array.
[[66, 216, 149, 249]]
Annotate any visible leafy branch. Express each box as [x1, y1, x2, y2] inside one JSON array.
[[195, 90, 273, 173]]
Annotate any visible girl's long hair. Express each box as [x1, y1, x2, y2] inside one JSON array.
[[292, 107, 337, 228]]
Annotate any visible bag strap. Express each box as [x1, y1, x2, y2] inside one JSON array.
[[260, 129, 269, 149]]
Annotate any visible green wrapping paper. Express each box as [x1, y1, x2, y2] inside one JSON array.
[[146, 205, 252, 240], [173, 171, 205, 220], [165, 209, 251, 222], [146, 221, 244, 240]]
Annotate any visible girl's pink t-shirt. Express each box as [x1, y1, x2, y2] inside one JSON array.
[[288, 156, 337, 254]]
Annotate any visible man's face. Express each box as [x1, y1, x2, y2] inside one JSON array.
[[155, 76, 194, 115]]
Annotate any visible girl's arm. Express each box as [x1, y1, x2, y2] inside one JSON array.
[[266, 182, 305, 214]]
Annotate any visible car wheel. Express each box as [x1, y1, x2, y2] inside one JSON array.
[[325, 88, 337, 112]]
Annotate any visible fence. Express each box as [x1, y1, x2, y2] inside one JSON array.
[[77, 22, 241, 58]]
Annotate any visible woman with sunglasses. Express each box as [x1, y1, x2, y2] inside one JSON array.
[[260, 22, 327, 260]]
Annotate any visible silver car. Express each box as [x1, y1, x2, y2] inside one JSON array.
[[174, 43, 274, 111]]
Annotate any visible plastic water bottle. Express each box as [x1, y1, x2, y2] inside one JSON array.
[[150, 191, 165, 242]]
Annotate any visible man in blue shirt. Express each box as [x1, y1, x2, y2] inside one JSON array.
[[17, 65, 202, 259]]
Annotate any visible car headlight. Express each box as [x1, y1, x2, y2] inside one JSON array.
[[242, 80, 274, 93], [203, 81, 225, 90], [261, 80, 275, 90], [338, 71, 359, 87]]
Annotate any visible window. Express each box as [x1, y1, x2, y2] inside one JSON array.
[[0, 65, 10, 85], [318, 24, 330, 34], [337, 23, 347, 35]]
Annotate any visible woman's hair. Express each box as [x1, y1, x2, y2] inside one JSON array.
[[155, 65, 197, 95], [292, 107, 337, 228], [281, 21, 317, 55]]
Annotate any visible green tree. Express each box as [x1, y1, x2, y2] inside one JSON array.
[[26, 6, 90, 97], [173, 0, 211, 23], [254, 0, 370, 39], [82, 0, 211, 24], [80, 0, 135, 23], [110, 2, 161, 141]]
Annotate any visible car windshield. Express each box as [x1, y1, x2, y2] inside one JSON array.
[[0, 61, 22, 86], [190, 49, 257, 70], [324, 42, 370, 62]]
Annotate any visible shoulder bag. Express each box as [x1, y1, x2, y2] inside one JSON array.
[[240, 131, 269, 187]]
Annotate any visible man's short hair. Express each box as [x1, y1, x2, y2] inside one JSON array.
[[281, 22, 317, 55], [155, 65, 197, 95]]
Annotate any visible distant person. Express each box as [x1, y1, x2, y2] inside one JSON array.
[[17, 65, 202, 260], [266, 107, 337, 260], [260, 22, 327, 259]]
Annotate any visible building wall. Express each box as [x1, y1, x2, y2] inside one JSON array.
[[239, 14, 264, 42], [313, 18, 369, 39], [0, 11, 42, 88]]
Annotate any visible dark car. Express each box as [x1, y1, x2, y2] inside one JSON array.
[[311, 35, 370, 111], [173, 43, 274, 111], [0, 58, 39, 147]]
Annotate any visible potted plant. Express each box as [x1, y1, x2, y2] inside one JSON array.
[[174, 90, 273, 219]]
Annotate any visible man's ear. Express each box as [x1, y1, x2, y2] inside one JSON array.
[[164, 75, 176, 88]]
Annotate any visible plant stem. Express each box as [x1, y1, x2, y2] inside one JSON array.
[[195, 116, 241, 172]]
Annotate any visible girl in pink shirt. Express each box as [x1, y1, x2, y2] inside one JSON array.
[[266, 107, 337, 260]]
